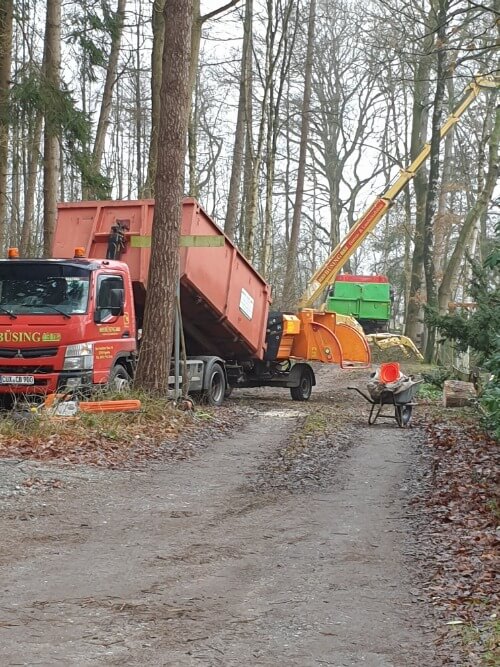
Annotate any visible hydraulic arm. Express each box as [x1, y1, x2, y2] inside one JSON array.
[[298, 74, 499, 309]]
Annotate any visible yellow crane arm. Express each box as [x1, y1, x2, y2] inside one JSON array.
[[298, 74, 499, 309]]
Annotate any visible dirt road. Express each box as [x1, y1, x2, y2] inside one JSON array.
[[0, 369, 434, 666]]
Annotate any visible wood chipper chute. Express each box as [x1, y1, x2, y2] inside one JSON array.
[[278, 309, 371, 367]]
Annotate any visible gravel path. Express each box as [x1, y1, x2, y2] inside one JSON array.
[[0, 368, 435, 665]]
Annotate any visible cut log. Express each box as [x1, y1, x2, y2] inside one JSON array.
[[443, 380, 477, 408]]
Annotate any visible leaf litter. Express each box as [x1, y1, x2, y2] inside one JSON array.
[[410, 413, 499, 665], [0, 400, 243, 468]]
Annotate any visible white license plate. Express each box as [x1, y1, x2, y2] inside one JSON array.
[[0, 375, 35, 385]]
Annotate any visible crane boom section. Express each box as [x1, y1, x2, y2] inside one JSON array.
[[298, 75, 499, 309]]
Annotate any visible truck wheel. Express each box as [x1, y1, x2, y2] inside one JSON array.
[[204, 364, 225, 406], [108, 364, 131, 392], [290, 368, 313, 401]]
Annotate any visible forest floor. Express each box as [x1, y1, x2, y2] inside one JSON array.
[[0, 365, 497, 666]]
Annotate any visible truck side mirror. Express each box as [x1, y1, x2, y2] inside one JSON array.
[[94, 287, 124, 322], [109, 288, 125, 316]]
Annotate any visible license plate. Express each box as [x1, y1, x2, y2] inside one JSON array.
[[0, 375, 35, 385]]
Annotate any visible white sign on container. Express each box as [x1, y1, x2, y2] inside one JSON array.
[[239, 288, 254, 320]]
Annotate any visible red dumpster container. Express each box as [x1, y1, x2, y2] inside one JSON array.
[[54, 198, 271, 360]]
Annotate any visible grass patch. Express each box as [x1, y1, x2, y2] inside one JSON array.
[[418, 382, 442, 401], [302, 411, 329, 435], [458, 619, 500, 666]]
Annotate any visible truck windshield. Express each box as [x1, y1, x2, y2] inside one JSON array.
[[0, 263, 90, 316]]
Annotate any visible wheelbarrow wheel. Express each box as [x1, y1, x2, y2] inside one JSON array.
[[395, 404, 412, 427]]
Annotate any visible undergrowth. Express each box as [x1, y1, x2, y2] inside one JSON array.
[[0, 390, 199, 466]]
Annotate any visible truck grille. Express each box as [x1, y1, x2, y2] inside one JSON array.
[[0, 365, 54, 374], [0, 347, 58, 359]]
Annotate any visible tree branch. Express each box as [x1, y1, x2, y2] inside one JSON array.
[[201, 0, 241, 24]]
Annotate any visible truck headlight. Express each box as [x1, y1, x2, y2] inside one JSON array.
[[63, 342, 94, 371]]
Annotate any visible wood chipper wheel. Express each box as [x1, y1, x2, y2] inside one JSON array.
[[395, 404, 412, 427], [290, 367, 313, 401]]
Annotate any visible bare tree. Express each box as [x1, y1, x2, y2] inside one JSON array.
[[143, 0, 166, 197], [422, 0, 450, 362], [261, 0, 297, 275], [281, 0, 316, 309], [85, 0, 127, 198], [438, 102, 499, 311], [224, 0, 252, 240]]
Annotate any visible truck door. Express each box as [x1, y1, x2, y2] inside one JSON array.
[[93, 272, 133, 383]]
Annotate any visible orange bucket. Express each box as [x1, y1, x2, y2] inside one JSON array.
[[379, 362, 400, 384]]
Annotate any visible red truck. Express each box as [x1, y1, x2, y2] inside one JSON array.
[[0, 198, 369, 407]]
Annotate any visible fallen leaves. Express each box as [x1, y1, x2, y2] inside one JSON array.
[[411, 417, 499, 664], [0, 401, 239, 467]]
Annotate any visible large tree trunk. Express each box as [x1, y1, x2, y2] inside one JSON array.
[[281, 0, 316, 309], [438, 103, 500, 312], [135, 0, 193, 392], [0, 0, 13, 253], [42, 0, 61, 258], [145, 0, 239, 199], [423, 0, 450, 363]]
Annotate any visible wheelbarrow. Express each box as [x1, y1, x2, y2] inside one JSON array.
[[348, 379, 423, 427]]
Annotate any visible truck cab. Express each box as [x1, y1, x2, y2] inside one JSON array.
[[0, 253, 136, 402]]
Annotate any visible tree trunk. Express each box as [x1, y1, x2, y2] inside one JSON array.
[[0, 0, 13, 253], [434, 130, 453, 276], [42, 0, 61, 258], [241, 0, 256, 260], [224, 0, 252, 240], [423, 0, 450, 363], [134, 0, 193, 392], [281, 0, 316, 309], [145, 0, 239, 199], [20, 113, 43, 255], [187, 73, 200, 198], [85, 0, 126, 197], [186, 1, 201, 197], [143, 0, 166, 197], [10, 126, 19, 246], [240, 0, 254, 256], [438, 103, 500, 312], [404, 18, 435, 341], [134, 1, 143, 195]]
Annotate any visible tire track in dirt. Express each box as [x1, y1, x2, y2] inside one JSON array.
[[0, 371, 434, 666]]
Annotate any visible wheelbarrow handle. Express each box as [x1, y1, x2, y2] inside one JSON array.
[[347, 386, 375, 404]]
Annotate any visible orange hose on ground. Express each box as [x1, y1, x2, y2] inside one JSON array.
[[79, 400, 141, 413]]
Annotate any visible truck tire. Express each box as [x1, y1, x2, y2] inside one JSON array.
[[290, 367, 313, 401], [204, 363, 225, 406], [108, 364, 131, 392]]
